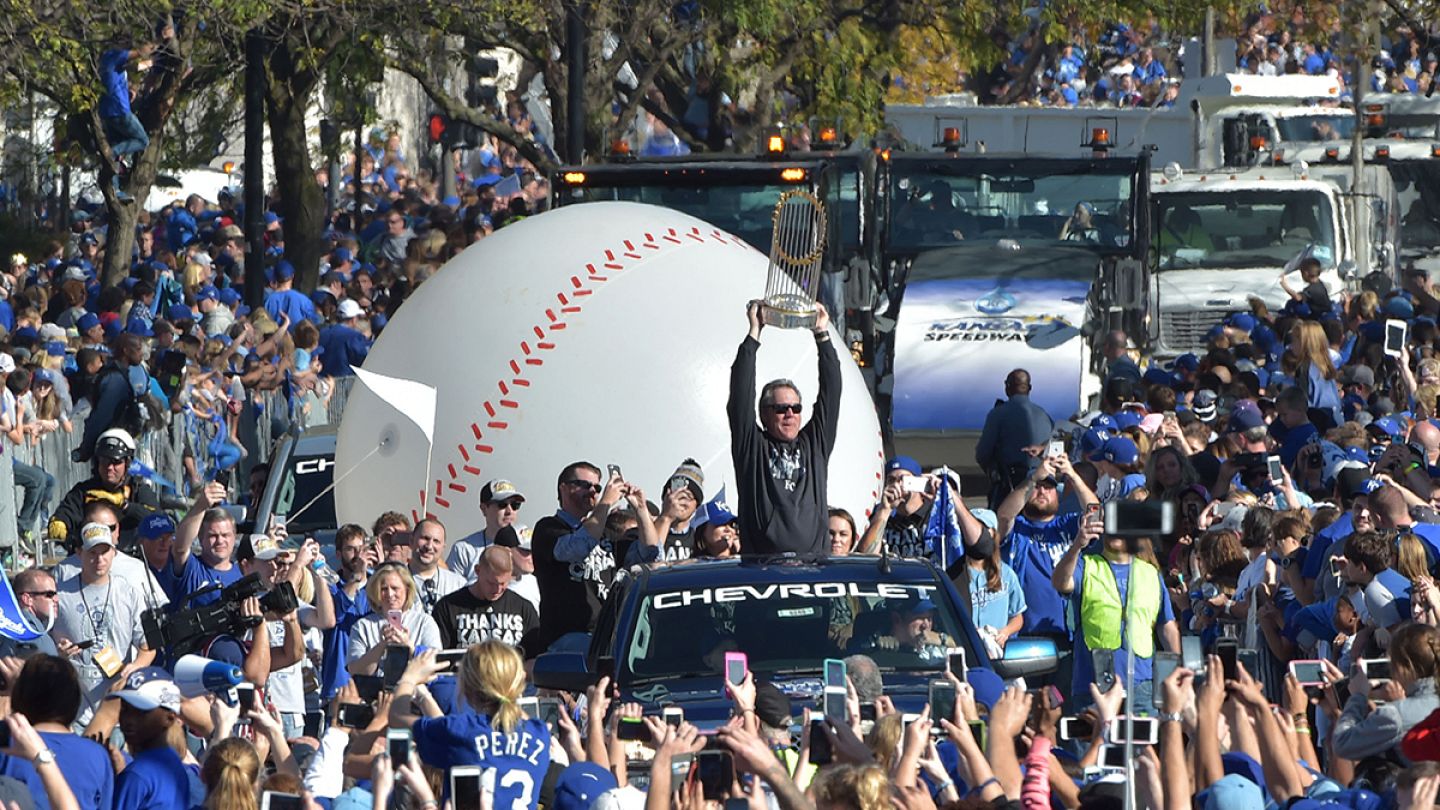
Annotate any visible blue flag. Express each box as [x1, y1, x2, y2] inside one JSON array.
[[0, 572, 42, 642], [924, 472, 965, 570]]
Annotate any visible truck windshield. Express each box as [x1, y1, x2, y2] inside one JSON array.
[[1156, 189, 1336, 270], [1275, 114, 1357, 143], [625, 580, 968, 682], [272, 454, 336, 533], [1389, 162, 1440, 251], [886, 163, 1134, 252], [560, 181, 796, 251]]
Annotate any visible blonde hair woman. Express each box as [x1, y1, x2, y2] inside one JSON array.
[[389, 641, 551, 806], [345, 562, 441, 679], [200, 737, 261, 810], [1289, 320, 1343, 428]]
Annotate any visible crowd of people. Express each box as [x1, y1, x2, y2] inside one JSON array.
[[974, 8, 1439, 110], [0, 19, 1437, 810]]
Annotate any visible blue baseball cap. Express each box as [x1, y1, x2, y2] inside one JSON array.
[[552, 763, 619, 810], [1142, 367, 1176, 387], [1168, 353, 1200, 372], [218, 288, 242, 307], [76, 312, 100, 333], [44, 341, 66, 358], [331, 247, 353, 265], [1227, 400, 1265, 434], [1090, 436, 1140, 466], [1369, 415, 1403, 440], [311, 289, 335, 307], [267, 260, 295, 283], [895, 596, 937, 616], [1226, 313, 1258, 333], [1113, 410, 1142, 430], [125, 319, 153, 337], [1355, 478, 1385, 497], [966, 668, 1005, 711], [885, 456, 922, 476], [1079, 428, 1111, 456], [703, 499, 736, 526], [194, 285, 218, 302], [138, 513, 176, 540], [263, 211, 281, 226], [1195, 774, 1263, 810], [1090, 413, 1119, 432], [167, 304, 194, 322], [1385, 295, 1415, 319]]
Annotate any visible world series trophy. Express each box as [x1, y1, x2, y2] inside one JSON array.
[[760, 190, 828, 329]]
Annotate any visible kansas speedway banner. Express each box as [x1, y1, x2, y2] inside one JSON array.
[[892, 277, 1089, 432]]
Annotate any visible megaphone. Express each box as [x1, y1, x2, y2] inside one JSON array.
[[174, 654, 244, 698]]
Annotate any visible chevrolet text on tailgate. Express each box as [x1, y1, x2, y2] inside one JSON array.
[[532, 556, 1058, 726]]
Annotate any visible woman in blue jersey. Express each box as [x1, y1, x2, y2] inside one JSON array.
[[389, 641, 550, 809]]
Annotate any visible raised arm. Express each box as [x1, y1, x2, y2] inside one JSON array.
[[809, 304, 841, 452], [173, 481, 227, 572], [726, 302, 763, 441]]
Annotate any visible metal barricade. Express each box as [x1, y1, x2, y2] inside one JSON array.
[[0, 372, 360, 568]]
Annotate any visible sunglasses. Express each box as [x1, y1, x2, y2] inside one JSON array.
[[21, 590, 56, 598], [768, 403, 803, 415], [565, 480, 603, 493]]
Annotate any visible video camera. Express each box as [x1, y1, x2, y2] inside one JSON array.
[[142, 574, 299, 658]]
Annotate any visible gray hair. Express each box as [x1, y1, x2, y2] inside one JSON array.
[[759, 378, 801, 408], [844, 654, 884, 702]]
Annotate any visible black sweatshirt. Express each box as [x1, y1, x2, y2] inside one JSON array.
[[726, 332, 841, 555]]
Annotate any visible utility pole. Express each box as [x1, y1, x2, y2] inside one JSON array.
[[565, 2, 587, 164], [243, 28, 267, 310], [1203, 7, 1217, 78]]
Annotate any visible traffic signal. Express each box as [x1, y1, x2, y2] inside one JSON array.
[[428, 112, 448, 145], [319, 119, 340, 154], [471, 56, 499, 78]]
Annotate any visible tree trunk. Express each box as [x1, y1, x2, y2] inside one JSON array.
[[99, 126, 165, 288], [265, 46, 326, 293]]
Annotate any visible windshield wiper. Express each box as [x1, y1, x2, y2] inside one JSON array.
[[629, 672, 715, 684]]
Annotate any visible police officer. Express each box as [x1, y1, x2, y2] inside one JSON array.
[[47, 428, 161, 552]]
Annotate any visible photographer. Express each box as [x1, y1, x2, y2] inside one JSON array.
[[319, 524, 376, 702], [50, 522, 155, 731], [205, 532, 324, 741]]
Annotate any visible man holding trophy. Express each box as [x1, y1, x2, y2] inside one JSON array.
[[726, 191, 841, 555]]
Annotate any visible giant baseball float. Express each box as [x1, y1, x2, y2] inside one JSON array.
[[334, 202, 884, 542]]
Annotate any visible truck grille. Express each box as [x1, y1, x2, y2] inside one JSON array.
[[1159, 310, 1216, 355]]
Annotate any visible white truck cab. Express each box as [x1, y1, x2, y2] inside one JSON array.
[[887, 73, 1346, 170], [1149, 165, 1350, 355]]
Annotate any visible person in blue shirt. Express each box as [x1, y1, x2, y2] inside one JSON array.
[[1135, 48, 1167, 85], [322, 523, 376, 700], [165, 196, 204, 254], [98, 43, 154, 191], [1344, 529, 1413, 632], [389, 642, 551, 809], [996, 455, 1097, 640], [317, 299, 371, 377], [108, 667, 190, 810], [958, 518, 1026, 657], [169, 482, 243, 608], [1052, 510, 1180, 709], [263, 260, 317, 329], [0, 655, 113, 810]]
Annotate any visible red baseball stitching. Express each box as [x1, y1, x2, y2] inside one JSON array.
[[419, 223, 749, 511]]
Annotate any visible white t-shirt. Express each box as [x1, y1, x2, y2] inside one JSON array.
[[411, 567, 467, 614], [53, 552, 171, 611], [508, 572, 542, 613], [244, 603, 317, 715], [346, 608, 441, 678], [51, 574, 150, 725]]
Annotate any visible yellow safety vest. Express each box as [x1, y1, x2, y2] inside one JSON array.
[[1079, 554, 1161, 657]]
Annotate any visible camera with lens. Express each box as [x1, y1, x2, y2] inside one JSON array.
[[141, 574, 298, 657]]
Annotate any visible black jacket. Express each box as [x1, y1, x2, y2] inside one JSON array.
[[727, 333, 841, 555]]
